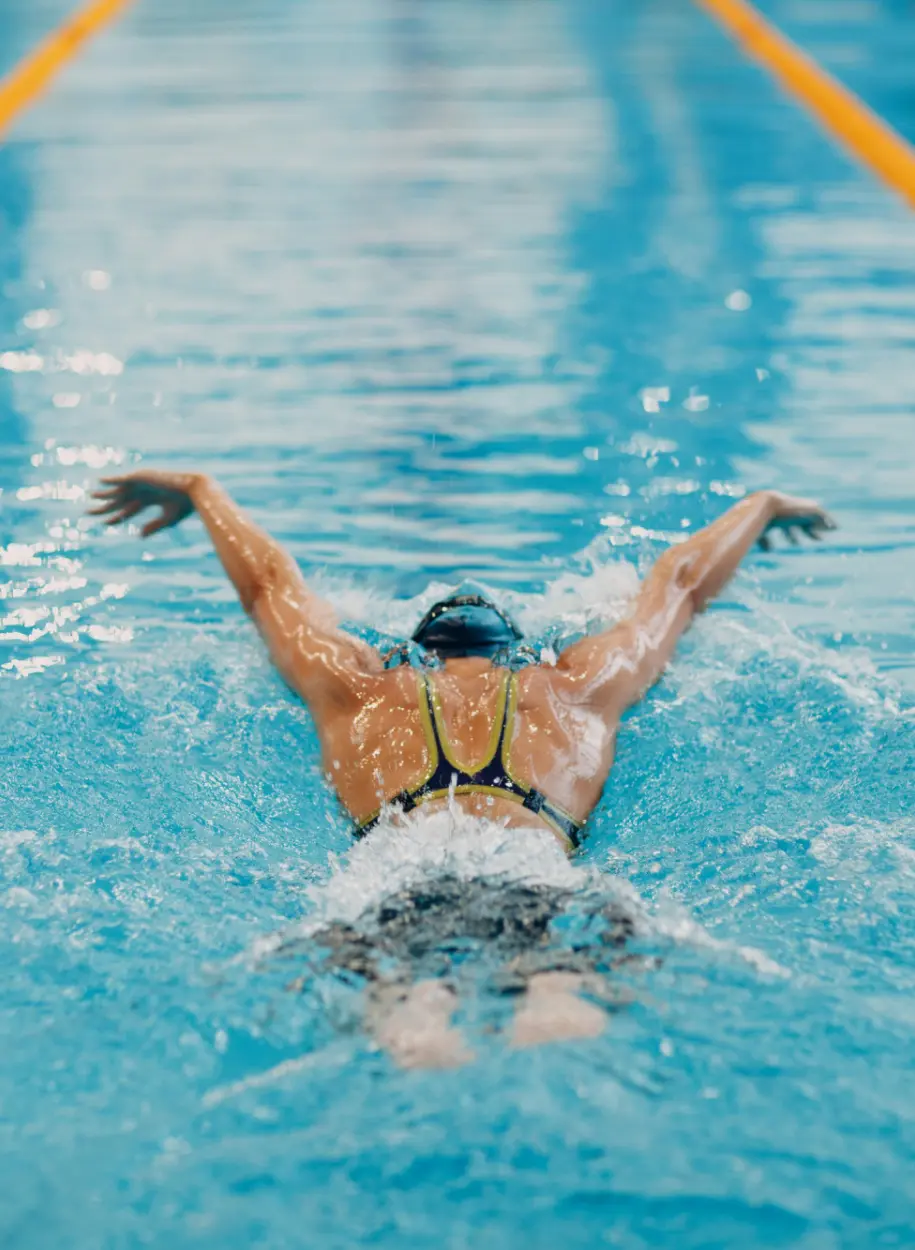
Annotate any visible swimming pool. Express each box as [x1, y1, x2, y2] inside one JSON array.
[[2, 0, 914, 1245]]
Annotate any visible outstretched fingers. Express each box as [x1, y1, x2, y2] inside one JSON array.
[[761, 508, 838, 551], [799, 509, 837, 536], [800, 515, 836, 542], [89, 484, 131, 515], [141, 511, 174, 538], [104, 500, 144, 527]]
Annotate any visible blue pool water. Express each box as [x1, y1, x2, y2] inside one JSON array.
[[2, 1, 914, 1246]]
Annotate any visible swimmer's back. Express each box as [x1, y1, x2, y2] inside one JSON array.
[[316, 659, 617, 840]]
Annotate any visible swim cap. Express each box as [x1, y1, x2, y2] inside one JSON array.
[[411, 586, 523, 659]]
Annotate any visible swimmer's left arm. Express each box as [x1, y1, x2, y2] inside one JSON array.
[[557, 490, 835, 713], [90, 471, 381, 705]]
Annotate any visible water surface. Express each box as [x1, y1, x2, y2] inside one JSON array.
[[1, 1, 914, 1246]]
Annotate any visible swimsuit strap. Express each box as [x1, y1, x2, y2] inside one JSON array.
[[422, 672, 445, 766], [497, 674, 586, 848]]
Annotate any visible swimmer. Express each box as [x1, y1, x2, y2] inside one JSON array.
[[90, 472, 835, 1065]]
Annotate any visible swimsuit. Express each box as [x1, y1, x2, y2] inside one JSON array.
[[354, 671, 585, 847]]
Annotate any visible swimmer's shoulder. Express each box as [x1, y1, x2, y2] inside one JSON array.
[[520, 656, 625, 718], [358, 662, 426, 706], [514, 660, 580, 705]]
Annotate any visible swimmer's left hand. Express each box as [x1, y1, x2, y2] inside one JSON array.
[[758, 493, 836, 552]]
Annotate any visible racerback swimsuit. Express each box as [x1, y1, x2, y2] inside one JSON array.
[[354, 671, 584, 847]]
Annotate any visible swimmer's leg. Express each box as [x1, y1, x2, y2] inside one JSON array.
[[367, 979, 475, 1071], [509, 971, 606, 1049]]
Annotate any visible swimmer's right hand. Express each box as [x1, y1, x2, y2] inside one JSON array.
[[758, 491, 837, 551], [88, 470, 203, 537]]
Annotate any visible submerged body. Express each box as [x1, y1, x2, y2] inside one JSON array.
[[90, 471, 834, 1062]]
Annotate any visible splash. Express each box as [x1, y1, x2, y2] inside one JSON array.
[[248, 803, 791, 986], [283, 807, 594, 938], [810, 817, 915, 899], [652, 891, 791, 979], [311, 541, 639, 653], [668, 598, 908, 720]]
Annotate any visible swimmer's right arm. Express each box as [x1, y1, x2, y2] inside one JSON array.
[[90, 471, 381, 704], [557, 490, 835, 712]]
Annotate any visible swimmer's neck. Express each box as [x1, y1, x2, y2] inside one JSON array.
[[437, 656, 498, 679]]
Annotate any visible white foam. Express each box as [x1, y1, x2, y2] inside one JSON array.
[[202, 1043, 353, 1109], [245, 802, 790, 986], [301, 806, 588, 931], [311, 544, 639, 648], [810, 817, 915, 896], [665, 594, 906, 719], [652, 892, 791, 979]]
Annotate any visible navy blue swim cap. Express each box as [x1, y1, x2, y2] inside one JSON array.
[[412, 586, 523, 659]]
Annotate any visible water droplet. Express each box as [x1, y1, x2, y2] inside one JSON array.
[[23, 308, 61, 330], [725, 289, 752, 311], [83, 269, 111, 291], [639, 386, 670, 413]]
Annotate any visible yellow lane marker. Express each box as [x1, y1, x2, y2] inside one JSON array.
[[695, 0, 915, 208], [0, 0, 134, 139]]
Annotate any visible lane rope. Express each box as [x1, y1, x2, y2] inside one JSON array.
[[695, 0, 915, 207], [0, 0, 134, 139]]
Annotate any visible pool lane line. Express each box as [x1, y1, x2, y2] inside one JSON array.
[[694, 0, 915, 209], [0, 0, 134, 140]]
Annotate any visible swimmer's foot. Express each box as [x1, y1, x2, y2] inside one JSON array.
[[510, 971, 606, 1049], [369, 980, 475, 1071]]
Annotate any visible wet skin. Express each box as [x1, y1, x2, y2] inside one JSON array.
[[90, 472, 835, 850]]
